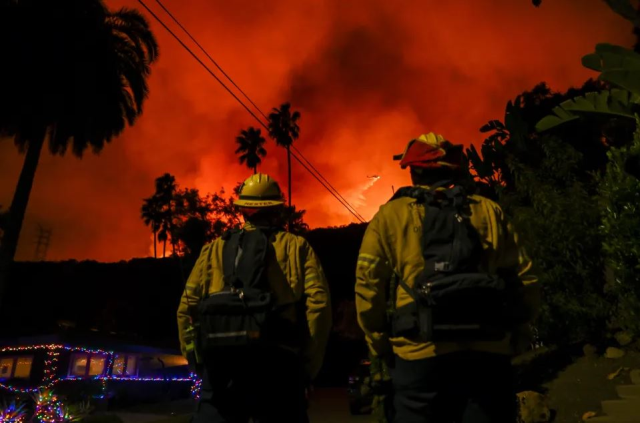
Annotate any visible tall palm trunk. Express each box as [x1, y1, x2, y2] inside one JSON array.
[[153, 229, 157, 258], [163, 239, 167, 258], [168, 210, 177, 258], [0, 128, 47, 315]]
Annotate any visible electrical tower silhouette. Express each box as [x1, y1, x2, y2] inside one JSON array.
[[34, 225, 52, 261]]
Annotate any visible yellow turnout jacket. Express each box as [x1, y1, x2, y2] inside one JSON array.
[[177, 223, 332, 379], [355, 187, 540, 361]]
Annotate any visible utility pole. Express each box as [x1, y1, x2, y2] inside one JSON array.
[[34, 224, 52, 261]]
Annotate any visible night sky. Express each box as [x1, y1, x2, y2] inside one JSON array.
[[0, 0, 634, 261]]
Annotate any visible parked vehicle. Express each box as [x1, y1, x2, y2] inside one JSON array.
[[346, 359, 373, 415]]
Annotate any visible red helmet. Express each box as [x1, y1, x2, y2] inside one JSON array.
[[393, 133, 463, 169]]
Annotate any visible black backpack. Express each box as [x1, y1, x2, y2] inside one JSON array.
[[389, 183, 527, 343], [196, 227, 304, 352]]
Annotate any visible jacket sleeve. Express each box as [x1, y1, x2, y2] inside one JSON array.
[[177, 243, 213, 357], [355, 213, 393, 358], [301, 240, 332, 380], [491, 204, 541, 325]]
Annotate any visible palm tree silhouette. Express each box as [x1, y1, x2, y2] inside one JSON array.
[[153, 174, 177, 257], [141, 195, 163, 258], [268, 103, 300, 208], [0, 0, 158, 309], [282, 205, 309, 235], [235, 127, 267, 174]]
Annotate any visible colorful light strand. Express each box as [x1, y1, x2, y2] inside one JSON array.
[[42, 347, 60, 388], [32, 390, 66, 423], [0, 345, 58, 353], [97, 376, 195, 382], [190, 373, 202, 401], [0, 400, 27, 423], [1, 345, 114, 355], [0, 344, 201, 399], [0, 381, 42, 393]]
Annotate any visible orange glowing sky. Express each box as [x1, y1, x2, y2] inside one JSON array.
[[0, 0, 635, 262]]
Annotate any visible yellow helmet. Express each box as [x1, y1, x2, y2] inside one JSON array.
[[234, 173, 285, 208]]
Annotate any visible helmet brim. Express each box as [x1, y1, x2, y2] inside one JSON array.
[[234, 199, 285, 208]]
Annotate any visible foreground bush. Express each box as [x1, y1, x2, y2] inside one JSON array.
[[597, 117, 640, 337]]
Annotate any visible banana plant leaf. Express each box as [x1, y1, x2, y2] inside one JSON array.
[[582, 44, 640, 96], [504, 98, 530, 153], [535, 89, 640, 132], [602, 0, 640, 26], [465, 144, 495, 180], [480, 120, 505, 133]]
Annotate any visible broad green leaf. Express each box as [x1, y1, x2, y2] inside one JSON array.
[[582, 44, 640, 95], [586, 44, 640, 67], [603, 0, 640, 25], [536, 89, 640, 132], [601, 70, 640, 97]]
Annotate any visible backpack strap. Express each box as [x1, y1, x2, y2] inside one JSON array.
[[220, 227, 281, 291], [388, 182, 472, 290], [442, 185, 467, 209], [421, 202, 446, 279], [393, 272, 434, 340], [395, 272, 420, 304], [388, 180, 454, 203], [221, 229, 244, 290], [235, 229, 270, 290], [201, 240, 218, 299]]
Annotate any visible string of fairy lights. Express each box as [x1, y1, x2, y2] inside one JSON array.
[[0, 390, 77, 423], [0, 344, 201, 399]]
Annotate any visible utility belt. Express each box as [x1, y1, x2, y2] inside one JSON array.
[[391, 272, 527, 343], [195, 287, 308, 355]]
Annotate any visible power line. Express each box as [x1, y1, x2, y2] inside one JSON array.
[[154, 0, 365, 222], [156, 0, 366, 221], [137, 0, 367, 223], [149, 0, 366, 223], [288, 152, 366, 222], [291, 145, 367, 222], [136, 0, 267, 130], [153, 0, 269, 122]]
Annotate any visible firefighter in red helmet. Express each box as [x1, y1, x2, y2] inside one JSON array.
[[356, 133, 540, 422]]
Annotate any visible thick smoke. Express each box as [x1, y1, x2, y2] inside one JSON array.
[[0, 0, 633, 260]]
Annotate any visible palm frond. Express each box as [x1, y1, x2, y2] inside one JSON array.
[[109, 8, 159, 62], [235, 126, 266, 170], [267, 102, 300, 147]]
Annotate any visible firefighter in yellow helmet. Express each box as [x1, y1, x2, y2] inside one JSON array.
[[177, 173, 331, 423], [355, 133, 540, 422]]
